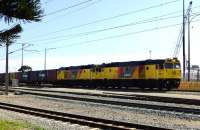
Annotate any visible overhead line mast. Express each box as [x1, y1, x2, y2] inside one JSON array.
[[183, 0, 186, 80], [187, 1, 193, 81]]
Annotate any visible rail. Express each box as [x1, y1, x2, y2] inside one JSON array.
[[0, 101, 170, 130]]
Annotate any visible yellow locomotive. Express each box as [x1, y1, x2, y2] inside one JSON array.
[[0, 58, 181, 90], [57, 58, 181, 90]]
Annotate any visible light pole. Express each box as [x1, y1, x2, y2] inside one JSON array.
[[183, 0, 186, 80], [187, 1, 192, 81], [44, 48, 56, 70], [21, 43, 25, 67], [149, 50, 152, 59], [5, 38, 9, 95], [20, 43, 33, 67], [187, 5, 200, 81]]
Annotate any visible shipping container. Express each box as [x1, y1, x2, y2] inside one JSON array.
[[47, 69, 57, 82], [29, 71, 38, 82], [37, 70, 47, 81], [0, 73, 5, 84]]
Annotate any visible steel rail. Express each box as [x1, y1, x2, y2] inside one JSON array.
[[6, 88, 200, 115], [0, 102, 170, 130], [10, 87, 200, 106]]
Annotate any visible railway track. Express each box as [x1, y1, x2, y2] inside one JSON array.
[[9, 87, 200, 106], [2, 87, 200, 116], [0, 101, 170, 130]]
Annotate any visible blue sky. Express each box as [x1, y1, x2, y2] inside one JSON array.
[[0, 0, 200, 72]]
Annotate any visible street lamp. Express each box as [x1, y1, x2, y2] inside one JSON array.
[[9, 43, 38, 68], [149, 50, 152, 59], [21, 43, 36, 67], [187, 4, 200, 81], [187, 1, 192, 81], [44, 48, 56, 70], [182, 0, 186, 80]]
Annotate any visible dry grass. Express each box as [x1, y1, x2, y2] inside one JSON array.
[[178, 81, 200, 91]]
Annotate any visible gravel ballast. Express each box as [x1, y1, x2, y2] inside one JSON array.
[[0, 108, 93, 130], [0, 94, 200, 130]]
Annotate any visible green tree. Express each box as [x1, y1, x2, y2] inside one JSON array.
[[18, 65, 32, 72], [0, 0, 43, 23], [0, 24, 22, 94], [0, 0, 43, 95]]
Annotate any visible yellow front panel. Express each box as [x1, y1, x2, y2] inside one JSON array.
[[158, 69, 165, 79], [164, 69, 181, 79]]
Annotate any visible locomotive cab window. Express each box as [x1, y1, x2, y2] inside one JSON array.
[[95, 68, 102, 72], [156, 64, 159, 69], [159, 64, 164, 69], [164, 63, 173, 69], [174, 63, 181, 69]]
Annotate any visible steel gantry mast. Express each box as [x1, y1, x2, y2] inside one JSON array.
[[182, 0, 186, 80], [174, 1, 192, 80], [187, 1, 192, 81]]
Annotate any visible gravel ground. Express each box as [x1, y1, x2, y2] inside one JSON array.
[[0, 94, 200, 130], [19, 89, 200, 110], [168, 91, 200, 96], [0, 107, 95, 130], [16, 87, 200, 100]]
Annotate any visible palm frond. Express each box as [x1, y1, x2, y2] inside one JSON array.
[[0, 24, 23, 45], [0, 0, 43, 23]]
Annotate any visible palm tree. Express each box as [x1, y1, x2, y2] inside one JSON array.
[[0, 0, 43, 95], [0, 24, 23, 95], [0, 0, 43, 23]]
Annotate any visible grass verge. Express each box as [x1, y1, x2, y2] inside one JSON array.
[[0, 120, 45, 130]]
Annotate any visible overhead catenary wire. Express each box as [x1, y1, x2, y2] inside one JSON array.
[[43, 0, 55, 5], [21, 11, 200, 45], [0, 23, 182, 60], [25, 4, 200, 44], [27, 0, 182, 40], [173, 25, 183, 57], [38, 18, 200, 49], [2, 18, 200, 62], [42, 0, 103, 24], [25, 14, 183, 43], [45, 0, 180, 17], [25, 11, 182, 42], [3, 1, 199, 55], [44, 0, 95, 16]]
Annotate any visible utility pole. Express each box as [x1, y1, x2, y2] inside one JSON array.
[[44, 48, 46, 70], [187, 1, 192, 81], [183, 0, 186, 80], [21, 43, 25, 67], [20, 43, 34, 67], [44, 48, 56, 70], [149, 50, 152, 59], [5, 38, 9, 95]]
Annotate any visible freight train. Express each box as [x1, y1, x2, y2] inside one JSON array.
[[0, 58, 181, 90]]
